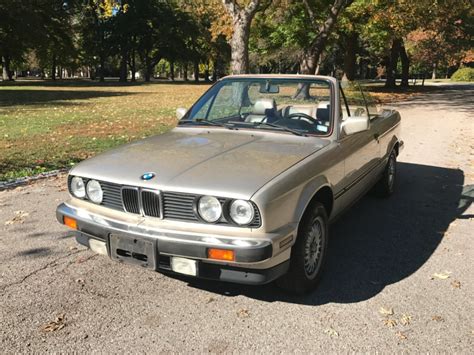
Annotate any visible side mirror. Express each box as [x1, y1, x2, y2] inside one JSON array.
[[341, 115, 369, 135], [176, 107, 187, 120]]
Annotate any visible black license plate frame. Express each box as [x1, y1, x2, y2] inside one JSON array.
[[109, 234, 157, 270]]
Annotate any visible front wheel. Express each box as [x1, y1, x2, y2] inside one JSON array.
[[374, 150, 397, 197], [276, 202, 329, 294]]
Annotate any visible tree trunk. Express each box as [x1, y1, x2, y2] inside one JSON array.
[[119, 48, 127, 82], [230, 16, 252, 74], [2, 55, 13, 81], [183, 63, 188, 81], [51, 54, 56, 80], [222, 0, 262, 74], [399, 40, 410, 87], [343, 32, 358, 81], [143, 55, 160, 82], [194, 60, 199, 82], [293, 51, 316, 99], [204, 64, 210, 82], [385, 38, 401, 88], [170, 61, 174, 81], [130, 50, 136, 82], [98, 55, 105, 82], [300, 0, 353, 76]]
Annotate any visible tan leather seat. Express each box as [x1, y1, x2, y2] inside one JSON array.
[[283, 103, 331, 126], [245, 98, 277, 122]]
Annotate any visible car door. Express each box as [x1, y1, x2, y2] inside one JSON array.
[[334, 82, 381, 211]]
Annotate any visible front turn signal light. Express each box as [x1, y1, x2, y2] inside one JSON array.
[[63, 216, 77, 230], [208, 248, 235, 261]]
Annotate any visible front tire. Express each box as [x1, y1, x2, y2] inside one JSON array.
[[276, 202, 329, 294], [374, 150, 397, 197]]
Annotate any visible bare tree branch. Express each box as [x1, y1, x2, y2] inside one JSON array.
[[302, 0, 317, 24]]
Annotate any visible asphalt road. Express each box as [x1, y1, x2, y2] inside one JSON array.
[[1, 85, 473, 352]]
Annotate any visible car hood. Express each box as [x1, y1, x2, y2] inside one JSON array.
[[70, 127, 329, 199]]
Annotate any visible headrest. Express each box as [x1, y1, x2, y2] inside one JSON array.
[[252, 98, 276, 115]]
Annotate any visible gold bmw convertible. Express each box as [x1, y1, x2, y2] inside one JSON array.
[[56, 75, 403, 293]]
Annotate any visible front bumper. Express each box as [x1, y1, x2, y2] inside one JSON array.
[[56, 203, 290, 284]]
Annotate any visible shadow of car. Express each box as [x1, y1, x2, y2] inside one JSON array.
[[171, 162, 469, 305]]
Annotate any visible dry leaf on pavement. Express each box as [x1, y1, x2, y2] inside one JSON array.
[[4, 210, 29, 225], [396, 331, 408, 340], [451, 280, 461, 289], [431, 271, 451, 280], [237, 309, 250, 318], [383, 319, 397, 328], [41, 314, 66, 333], [400, 314, 412, 326], [431, 315, 444, 322], [324, 328, 339, 338], [379, 307, 394, 316]]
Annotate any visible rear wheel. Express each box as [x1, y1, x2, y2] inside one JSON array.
[[276, 202, 328, 294], [374, 150, 397, 197]]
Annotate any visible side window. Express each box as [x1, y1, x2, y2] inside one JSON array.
[[340, 82, 369, 119], [340, 85, 350, 121], [359, 86, 381, 119]]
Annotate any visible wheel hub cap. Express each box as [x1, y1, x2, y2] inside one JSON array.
[[304, 218, 324, 278]]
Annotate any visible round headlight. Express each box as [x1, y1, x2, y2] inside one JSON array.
[[70, 176, 86, 198], [86, 180, 103, 204], [198, 196, 222, 223], [229, 200, 254, 225]]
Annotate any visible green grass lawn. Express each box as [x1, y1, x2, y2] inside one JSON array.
[[0, 79, 436, 182], [0, 80, 210, 181]]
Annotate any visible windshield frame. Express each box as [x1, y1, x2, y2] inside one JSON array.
[[179, 76, 337, 138]]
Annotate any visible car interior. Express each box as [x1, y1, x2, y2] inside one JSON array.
[[243, 98, 331, 134]]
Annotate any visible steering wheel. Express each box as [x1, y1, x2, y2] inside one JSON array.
[[287, 112, 318, 124]]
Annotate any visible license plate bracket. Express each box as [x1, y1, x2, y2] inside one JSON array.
[[109, 234, 157, 270]]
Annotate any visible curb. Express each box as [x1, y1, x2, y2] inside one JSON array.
[[0, 169, 68, 191]]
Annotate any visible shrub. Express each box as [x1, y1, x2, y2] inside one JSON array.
[[451, 67, 474, 82]]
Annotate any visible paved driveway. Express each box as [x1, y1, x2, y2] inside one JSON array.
[[1, 86, 473, 352]]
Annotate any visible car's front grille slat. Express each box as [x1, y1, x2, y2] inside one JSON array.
[[141, 190, 161, 218], [121, 187, 140, 214]]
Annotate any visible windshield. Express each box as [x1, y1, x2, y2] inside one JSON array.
[[181, 78, 333, 136]]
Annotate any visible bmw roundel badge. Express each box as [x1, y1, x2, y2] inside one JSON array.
[[141, 172, 155, 181]]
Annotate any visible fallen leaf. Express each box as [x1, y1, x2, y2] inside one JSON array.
[[431, 315, 444, 322], [4, 210, 29, 225], [431, 271, 451, 280], [451, 280, 461, 289], [324, 328, 339, 337], [379, 307, 394, 316], [41, 314, 66, 333], [400, 314, 412, 326], [206, 297, 215, 304], [383, 319, 397, 328], [237, 309, 250, 318], [396, 331, 408, 340]]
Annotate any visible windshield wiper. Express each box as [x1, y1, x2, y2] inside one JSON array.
[[179, 119, 236, 130], [228, 121, 307, 137]]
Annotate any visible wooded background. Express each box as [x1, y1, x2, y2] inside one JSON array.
[[1, 0, 473, 87]]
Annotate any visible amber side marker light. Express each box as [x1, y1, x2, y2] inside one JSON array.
[[63, 216, 77, 230], [208, 248, 235, 261]]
